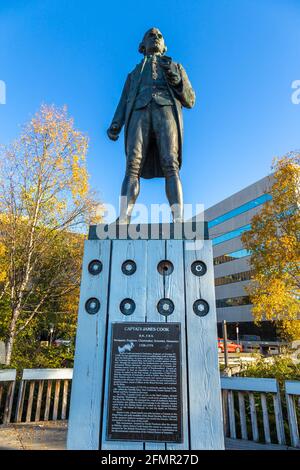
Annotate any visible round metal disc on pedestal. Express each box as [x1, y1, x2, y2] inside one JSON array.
[[121, 260, 137, 276], [193, 299, 209, 317], [157, 298, 175, 316], [157, 260, 174, 276], [88, 259, 103, 275], [191, 261, 207, 276], [120, 298, 136, 315], [85, 298, 101, 315]]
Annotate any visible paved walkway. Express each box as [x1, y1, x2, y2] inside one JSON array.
[[0, 422, 67, 450], [0, 422, 297, 450]]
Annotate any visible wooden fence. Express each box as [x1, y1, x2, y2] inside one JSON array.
[[1, 369, 299, 448], [0, 370, 16, 424], [1, 369, 73, 424], [221, 377, 286, 445], [285, 381, 300, 448]]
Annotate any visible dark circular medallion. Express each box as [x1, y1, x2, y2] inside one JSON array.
[[157, 298, 175, 316], [157, 260, 174, 276], [85, 297, 100, 315], [193, 299, 209, 317], [121, 260, 137, 276], [120, 298, 136, 315], [191, 261, 207, 277], [88, 259, 103, 275]]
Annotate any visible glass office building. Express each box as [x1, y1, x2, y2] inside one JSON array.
[[203, 175, 276, 339]]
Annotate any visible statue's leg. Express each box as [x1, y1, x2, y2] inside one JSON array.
[[152, 104, 183, 222], [119, 175, 140, 224], [119, 108, 150, 223], [165, 174, 183, 223]]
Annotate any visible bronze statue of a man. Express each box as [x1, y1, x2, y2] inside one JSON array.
[[107, 27, 195, 223]]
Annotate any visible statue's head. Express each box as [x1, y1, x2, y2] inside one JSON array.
[[139, 28, 167, 55]]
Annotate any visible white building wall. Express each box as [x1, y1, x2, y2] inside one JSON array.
[[203, 175, 273, 324]]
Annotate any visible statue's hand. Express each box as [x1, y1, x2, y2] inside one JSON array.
[[166, 69, 182, 86], [160, 58, 182, 86], [107, 123, 121, 141]]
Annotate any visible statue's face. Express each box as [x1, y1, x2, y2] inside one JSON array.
[[143, 28, 165, 55]]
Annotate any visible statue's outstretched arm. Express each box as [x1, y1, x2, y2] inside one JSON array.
[[107, 74, 131, 141]]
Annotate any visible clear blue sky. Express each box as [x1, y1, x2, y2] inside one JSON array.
[[1, 0, 300, 218]]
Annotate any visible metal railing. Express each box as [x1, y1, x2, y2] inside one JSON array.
[[0, 369, 299, 448]]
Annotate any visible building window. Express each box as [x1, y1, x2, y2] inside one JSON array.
[[208, 194, 272, 229], [215, 271, 252, 286], [212, 224, 251, 246], [216, 296, 251, 308], [214, 249, 251, 265]]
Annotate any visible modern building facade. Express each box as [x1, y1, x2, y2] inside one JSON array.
[[203, 175, 275, 339]]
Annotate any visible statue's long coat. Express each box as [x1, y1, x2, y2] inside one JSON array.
[[111, 56, 195, 179]]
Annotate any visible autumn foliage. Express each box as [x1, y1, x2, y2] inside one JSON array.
[[242, 153, 300, 338], [0, 105, 100, 365]]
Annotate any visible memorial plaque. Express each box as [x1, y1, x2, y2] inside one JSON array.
[[107, 322, 182, 442]]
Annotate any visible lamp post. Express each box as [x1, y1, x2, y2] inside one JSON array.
[[236, 323, 240, 344], [222, 320, 229, 369], [49, 324, 54, 346]]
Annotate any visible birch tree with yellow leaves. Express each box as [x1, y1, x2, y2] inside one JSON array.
[[242, 153, 300, 338], [0, 105, 99, 365]]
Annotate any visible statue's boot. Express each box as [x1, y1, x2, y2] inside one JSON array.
[[114, 216, 130, 225], [165, 174, 184, 223]]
